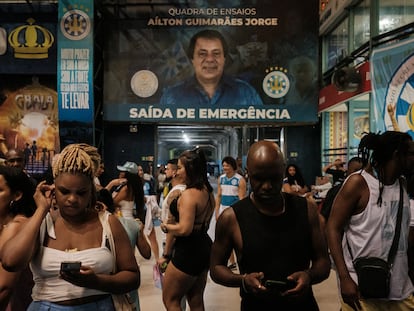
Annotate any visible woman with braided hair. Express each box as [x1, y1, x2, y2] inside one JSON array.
[[0, 143, 140, 310], [327, 131, 414, 311]]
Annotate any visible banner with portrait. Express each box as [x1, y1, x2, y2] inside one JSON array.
[[103, 0, 319, 124], [371, 36, 414, 138]]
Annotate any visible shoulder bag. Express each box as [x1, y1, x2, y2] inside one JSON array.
[[347, 180, 403, 299], [100, 212, 137, 311]]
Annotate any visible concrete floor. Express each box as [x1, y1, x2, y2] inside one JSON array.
[[137, 227, 341, 311]]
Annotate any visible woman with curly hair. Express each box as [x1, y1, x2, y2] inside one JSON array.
[[282, 164, 310, 197]]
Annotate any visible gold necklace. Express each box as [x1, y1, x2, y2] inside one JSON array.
[[65, 248, 78, 252]]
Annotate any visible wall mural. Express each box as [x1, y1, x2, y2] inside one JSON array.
[[0, 77, 59, 170]]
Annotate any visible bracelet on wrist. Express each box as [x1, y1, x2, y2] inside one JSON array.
[[304, 269, 313, 284], [241, 273, 249, 293]]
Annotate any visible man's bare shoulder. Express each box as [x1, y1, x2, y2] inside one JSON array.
[[342, 172, 367, 192], [218, 207, 238, 227]]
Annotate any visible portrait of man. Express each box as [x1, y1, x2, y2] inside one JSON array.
[[160, 29, 263, 107], [284, 56, 318, 107]]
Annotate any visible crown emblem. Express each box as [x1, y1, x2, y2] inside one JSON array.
[[8, 18, 54, 59]]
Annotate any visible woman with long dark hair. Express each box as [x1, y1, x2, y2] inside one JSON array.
[[0, 166, 36, 311], [282, 164, 310, 196], [160, 148, 215, 311], [106, 161, 145, 222]]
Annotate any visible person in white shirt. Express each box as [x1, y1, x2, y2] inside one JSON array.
[[327, 131, 414, 310]]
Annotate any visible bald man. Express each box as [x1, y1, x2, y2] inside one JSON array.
[[5, 149, 25, 169], [210, 141, 330, 310]]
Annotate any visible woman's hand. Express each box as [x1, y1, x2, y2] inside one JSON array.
[[34, 181, 55, 213], [114, 178, 127, 185], [106, 178, 127, 190], [160, 222, 168, 233], [60, 265, 98, 288], [157, 256, 169, 273]]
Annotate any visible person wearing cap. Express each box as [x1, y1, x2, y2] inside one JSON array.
[[322, 158, 346, 186], [105, 161, 145, 222]]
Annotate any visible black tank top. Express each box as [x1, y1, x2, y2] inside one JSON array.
[[233, 194, 319, 310], [170, 192, 212, 233]]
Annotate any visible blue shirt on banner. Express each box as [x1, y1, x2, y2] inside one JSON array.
[[160, 75, 263, 106]]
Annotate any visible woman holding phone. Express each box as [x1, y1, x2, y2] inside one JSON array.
[[0, 143, 140, 310]]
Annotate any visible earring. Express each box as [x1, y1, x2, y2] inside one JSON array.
[[9, 200, 15, 208]]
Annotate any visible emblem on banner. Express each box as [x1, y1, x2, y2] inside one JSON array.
[[60, 9, 91, 41], [262, 67, 290, 99], [0, 27, 6, 55], [130, 70, 159, 98], [8, 18, 54, 59]]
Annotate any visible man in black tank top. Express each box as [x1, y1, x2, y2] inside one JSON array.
[[210, 141, 330, 310]]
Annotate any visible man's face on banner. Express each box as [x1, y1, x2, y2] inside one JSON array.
[[192, 37, 225, 84]]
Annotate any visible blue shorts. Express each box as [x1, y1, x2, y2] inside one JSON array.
[[27, 296, 115, 311]]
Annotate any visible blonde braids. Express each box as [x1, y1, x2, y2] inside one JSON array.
[[75, 143, 101, 173], [52, 144, 98, 179]]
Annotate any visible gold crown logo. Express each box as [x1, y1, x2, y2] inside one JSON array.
[[8, 18, 54, 59]]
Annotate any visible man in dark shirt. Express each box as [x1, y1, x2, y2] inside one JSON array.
[[323, 158, 346, 185], [320, 157, 363, 224], [210, 140, 330, 310]]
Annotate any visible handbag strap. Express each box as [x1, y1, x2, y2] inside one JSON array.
[[387, 178, 404, 265], [346, 177, 404, 266], [99, 211, 117, 273]]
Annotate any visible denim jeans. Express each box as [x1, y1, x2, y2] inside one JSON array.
[[27, 296, 115, 311]]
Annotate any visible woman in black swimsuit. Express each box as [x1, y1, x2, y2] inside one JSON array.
[[160, 148, 215, 311]]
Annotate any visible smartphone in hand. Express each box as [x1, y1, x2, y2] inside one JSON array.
[[60, 261, 81, 273], [263, 279, 297, 292]]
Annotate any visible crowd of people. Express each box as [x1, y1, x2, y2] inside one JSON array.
[[0, 130, 413, 311]]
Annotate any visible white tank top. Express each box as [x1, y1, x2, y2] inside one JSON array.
[[342, 170, 414, 300], [30, 212, 114, 302], [118, 200, 135, 219]]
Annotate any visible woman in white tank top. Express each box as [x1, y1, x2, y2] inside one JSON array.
[[105, 161, 145, 221], [0, 144, 140, 310]]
